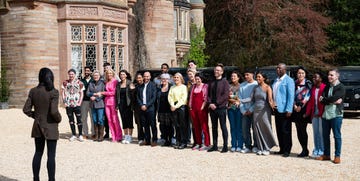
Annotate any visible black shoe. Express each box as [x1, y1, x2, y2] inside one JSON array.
[[173, 143, 180, 149], [104, 134, 109, 139], [220, 147, 228, 153], [297, 150, 309, 157], [163, 141, 171, 147], [207, 146, 218, 152], [274, 151, 284, 155], [282, 152, 290, 157], [178, 144, 187, 149]]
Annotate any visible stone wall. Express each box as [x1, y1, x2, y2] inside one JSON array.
[[0, 1, 59, 107]]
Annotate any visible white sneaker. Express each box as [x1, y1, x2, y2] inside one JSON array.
[[230, 147, 236, 152], [199, 145, 209, 151], [122, 135, 129, 144], [236, 147, 242, 152], [78, 135, 84, 142], [157, 139, 165, 145], [252, 147, 259, 153], [240, 147, 251, 153], [256, 150, 262, 155], [171, 138, 177, 145], [128, 136, 132, 143], [262, 150, 270, 156], [192, 144, 200, 150], [69, 135, 76, 142]]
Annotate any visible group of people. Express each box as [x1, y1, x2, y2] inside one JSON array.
[[23, 62, 345, 181]]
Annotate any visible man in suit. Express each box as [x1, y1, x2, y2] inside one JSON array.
[[137, 71, 158, 146], [272, 63, 295, 157]]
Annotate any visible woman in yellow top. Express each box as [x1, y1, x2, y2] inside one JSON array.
[[168, 72, 188, 149]]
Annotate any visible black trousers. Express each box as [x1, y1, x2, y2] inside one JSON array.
[[33, 136, 57, 181], [293, 109, 309, 153], [66, 106, 82, 136], [274, 109, 292, 153], [209, 108, 228, 147], [140, 109, 157, 143], [134, 107, 144, 141], [172, 106, 188, 145]]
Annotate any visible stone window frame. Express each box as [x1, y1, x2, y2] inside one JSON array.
[[69, 22, 127, 77], [174, 7, 190, 42]]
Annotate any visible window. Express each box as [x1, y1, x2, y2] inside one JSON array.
[[103, 26, 124, 71], [70, 24, 125, 76]]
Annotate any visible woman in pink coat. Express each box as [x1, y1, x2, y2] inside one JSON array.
[[96, 69, 122, 142]]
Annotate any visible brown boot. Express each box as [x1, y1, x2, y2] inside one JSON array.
[[98, 125, 104, 142], [93, 124, 99, 141], [333, 156, 341, 164], [316, 155, 331, 161]]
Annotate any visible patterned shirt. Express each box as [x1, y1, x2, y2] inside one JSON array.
[[62, 79, 84, 107]]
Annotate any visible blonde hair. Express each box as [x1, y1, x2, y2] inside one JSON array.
[[174, 72, 185, 84], [187, 68, 197, 74], [105, 69, 115, 82]]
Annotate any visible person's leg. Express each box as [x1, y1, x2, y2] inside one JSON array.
[[105, 106, 115, 142], [295, 120, 309, 156], [74, 106, 83, 136], [274, 110, 284, 153], [148, 110, 158, 143], [200, 109, 210, 146], [91, 108, 99, 140], [312, 117, 320, 156], [218, 108, 228, 152], [178, 107, 188, 146], [283, 116, 292, 155], [103, 113, 110, 139], [112, 107, 122, 141], [235, 109, 243, 150], [322, 118, 331, 157], [190, 109, 201, 145], [331, 117, 343, 157], [141, 111, 151, 143], [228, 109, 236, 149], [242, 115, 252, 149], [66, 107, 76, 136], [81, 101, 89, 137], [33, 137, 45, 181], [98, 108, 105, 141], [209, 110, 218, 149], [46, 139, 57, 181]]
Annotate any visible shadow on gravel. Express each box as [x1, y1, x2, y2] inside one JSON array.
[[0, 175, 17, 181], [59, 132, 73, 140]]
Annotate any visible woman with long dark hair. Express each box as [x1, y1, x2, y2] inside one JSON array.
[[116, 69, 135, 144], [23, 68, 62, 181]]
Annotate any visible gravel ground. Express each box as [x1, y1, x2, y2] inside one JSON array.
[[0, 108, 359, 181]]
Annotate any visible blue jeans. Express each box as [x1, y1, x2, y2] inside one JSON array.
[[322, 117, 342, 157], [228, 108, 243, 149], [92, 108, 105, 126], [242, 114, 256, 148], [312, 117, 324, 156]]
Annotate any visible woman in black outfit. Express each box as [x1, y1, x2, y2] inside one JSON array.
[[23, 68, 62, 181]]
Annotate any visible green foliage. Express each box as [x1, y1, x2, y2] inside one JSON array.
[[326, 0, 360, 65], [183, 24, 209, 68], [0, 61, 10, 102]]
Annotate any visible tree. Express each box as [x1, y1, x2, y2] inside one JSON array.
[[203, 0, 332, 70], [183, 24, 209, 68], [326, 0, 360, 65]]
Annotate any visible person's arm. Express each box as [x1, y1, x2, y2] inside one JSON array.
[[102, 81, 116, 96], [174, 85, 188, 109], [285, 78, 295, 113], [218, 80, 230, 107], [321, 84, 345, 104], [201, 84, 208, 110], [50, 90, 62, 123], [267, 86, 275, 109], [115, 83, 120, 110], [77, 81, 84, 106], [146, 83, 157, 108], [23, 89, 34, 118], [168, 86, 176, 108]]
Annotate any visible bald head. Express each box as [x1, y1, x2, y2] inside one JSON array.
[[276, 63, 287, 77]]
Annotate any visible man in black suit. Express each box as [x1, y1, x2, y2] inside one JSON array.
[[137, 71, 158, 146]]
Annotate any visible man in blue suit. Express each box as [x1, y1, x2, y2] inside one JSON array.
[[272, 63, 295, 157], [137, 71, 158, 146]]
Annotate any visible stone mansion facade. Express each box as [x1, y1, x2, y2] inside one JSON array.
[[0, 0, 204, 107]]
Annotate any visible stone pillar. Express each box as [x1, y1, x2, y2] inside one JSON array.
[[135, 0, 176, 69], [0, 1, 59, 107]]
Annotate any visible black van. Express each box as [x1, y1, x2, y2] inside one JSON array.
[[197, 66, 241, 82], [338, 66, 360, 111], [257, 65, 299, 84]]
